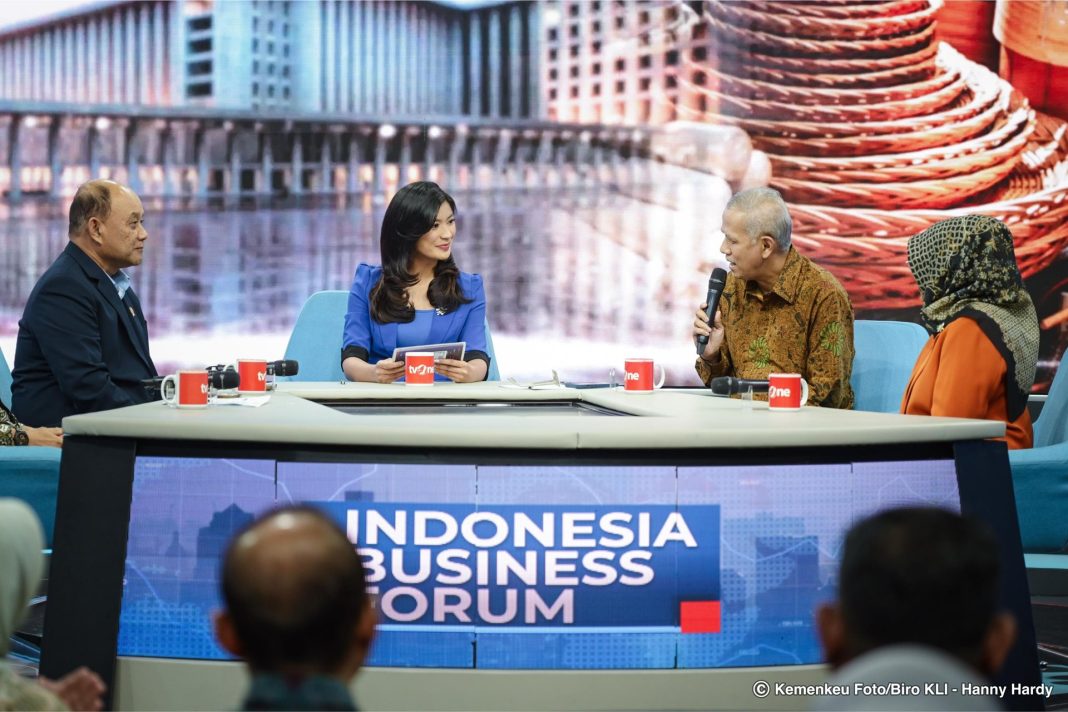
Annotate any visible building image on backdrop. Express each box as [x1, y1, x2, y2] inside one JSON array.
[[0, 0, 1066, 388]]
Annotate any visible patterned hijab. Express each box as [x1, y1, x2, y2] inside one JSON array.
[[0, 499, 44, 658], [907, 215, 1039, 420]]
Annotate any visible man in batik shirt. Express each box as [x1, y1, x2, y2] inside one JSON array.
[[692, 187, 855, 408]]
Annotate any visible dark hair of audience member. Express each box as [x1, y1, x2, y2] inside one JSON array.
[[68, 180, 114, 237], [220, 505, 368, 672], [370, 180, 471, 323], [837, 507, 1000, 668]]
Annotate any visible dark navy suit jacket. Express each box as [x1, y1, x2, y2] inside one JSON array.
[[342, 263, 489, 382], [12, 242, 159, 427]]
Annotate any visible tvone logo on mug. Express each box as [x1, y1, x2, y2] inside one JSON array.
[[768, 385, 792, 399]]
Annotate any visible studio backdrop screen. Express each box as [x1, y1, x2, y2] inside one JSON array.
[[117, 455, 959, 669]]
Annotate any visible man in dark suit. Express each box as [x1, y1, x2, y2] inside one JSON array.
[[11, 180, 158, 427]]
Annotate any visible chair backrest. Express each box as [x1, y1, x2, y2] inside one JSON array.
[[850, 320, 930, 413], [484, 323, 501, 381], [283, 291, 350, 382], [1035, 357, 1068, 448], [282, 290, 501, 382], [0, 343, 12, 407]]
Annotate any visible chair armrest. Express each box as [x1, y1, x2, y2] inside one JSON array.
[[0, 446, 63, 464], [0, 446, 63, 548], [1008, 442, 1068, 552]]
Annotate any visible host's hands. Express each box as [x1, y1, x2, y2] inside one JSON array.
[[39, 667, 106, 711], [693, 302, 725, 362], [26, 426, 63, 448], [373, 358, 406, 384], [435, 358, 486, 383]]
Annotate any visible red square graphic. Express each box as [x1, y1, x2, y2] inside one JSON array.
[[680, 600, 722, 634]]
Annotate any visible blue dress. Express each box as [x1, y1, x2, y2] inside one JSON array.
[[342, 263, 490, 382]]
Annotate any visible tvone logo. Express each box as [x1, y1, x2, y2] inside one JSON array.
[[199, 384, 208, 394], [624, 371, 640, 381], [256, 371, 266, 382], [769, 385, 792, 399], [409, 364, 434, 376]]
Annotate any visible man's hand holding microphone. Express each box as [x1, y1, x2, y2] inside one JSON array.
[[694, 267, 727, 363]]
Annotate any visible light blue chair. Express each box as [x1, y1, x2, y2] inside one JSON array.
[[850, 319, 930, 413], [283, 290, 500, 382], [0, 345, 62, 548], [282, 291, 350, 382], [1009, 360, 1068, 552]]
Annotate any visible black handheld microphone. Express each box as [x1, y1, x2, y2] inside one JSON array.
[[267, 359, 299, 377], [696, 268, 728, 355], [709, 377, 770, 397]]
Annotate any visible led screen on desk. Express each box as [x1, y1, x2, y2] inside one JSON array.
[[117, 456, 960, 669]]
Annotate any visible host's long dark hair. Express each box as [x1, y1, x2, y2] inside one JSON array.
[[370, 181, 471, 323]]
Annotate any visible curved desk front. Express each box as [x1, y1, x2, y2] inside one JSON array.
[[41, 384, 1041, 711]]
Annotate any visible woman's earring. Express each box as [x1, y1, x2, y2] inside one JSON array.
[[435, 307, 447, 316]]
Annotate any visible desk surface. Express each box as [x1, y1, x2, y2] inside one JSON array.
[[60, 382, 1004, 449]]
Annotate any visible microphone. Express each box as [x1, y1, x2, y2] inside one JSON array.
[[709, 377, 770, 397], [267, 359, 299, 377], [696, 268, 728, 355], [209, 368, 241, 390], [142, 368, 240, 392]]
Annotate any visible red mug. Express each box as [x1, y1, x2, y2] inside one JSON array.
[[624, 358, 666, 393], [161, 370, 210, 409], [405, 352, 435, 386], [237, 359, 268, 393], [768, 373, 809, 411]]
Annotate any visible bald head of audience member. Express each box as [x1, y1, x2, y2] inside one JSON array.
[[67, 180, 147, 276], [817, 507, 1016, 678], [214, 506, 375, 681]]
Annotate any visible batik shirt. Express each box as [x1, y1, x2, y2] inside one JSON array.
[[695, 247, 856, 409], [241, 673, 357, 711], [0, 402, 23, 447]]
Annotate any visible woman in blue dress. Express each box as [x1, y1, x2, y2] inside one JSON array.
[[342, 181, 490, 383]]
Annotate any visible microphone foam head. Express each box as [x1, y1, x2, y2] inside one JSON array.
[[214, 369, 241, 390], [709, 377, 733, 396], [268, 359, 299, 376]]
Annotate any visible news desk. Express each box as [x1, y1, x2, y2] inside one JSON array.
[[41, 383, 1041, 711]]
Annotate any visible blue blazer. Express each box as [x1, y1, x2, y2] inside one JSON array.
[[11, 242, 159, 427], [342, 263, 489, 381]]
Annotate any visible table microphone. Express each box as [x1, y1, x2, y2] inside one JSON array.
[[696, 268, 728, 355], [142, 368, 240, 392], [267, 359, 299, 377], [710, 376, 770, 396], [210, 369, 241, 389]]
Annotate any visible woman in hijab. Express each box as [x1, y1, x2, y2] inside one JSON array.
[[1, 499, 104, 711], [901, 215, 1040, 449]]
